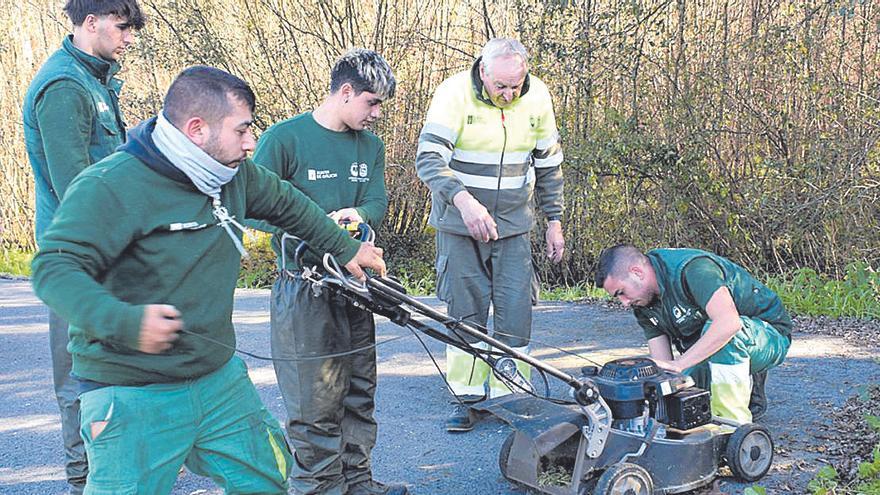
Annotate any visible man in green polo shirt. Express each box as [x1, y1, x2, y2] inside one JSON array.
[[595, 245, 792, 423], [249, 49, 405, 495], [22, 1, 145, 491]]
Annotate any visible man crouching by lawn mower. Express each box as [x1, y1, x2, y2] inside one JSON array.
[[595, 244, 792, 423]]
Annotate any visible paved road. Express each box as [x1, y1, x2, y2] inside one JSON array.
[[1, 278, 877, 494]]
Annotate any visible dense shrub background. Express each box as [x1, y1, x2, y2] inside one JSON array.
[[2, 0, 879, 285]]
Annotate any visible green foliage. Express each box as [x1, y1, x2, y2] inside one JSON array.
[[767, 262, 880, 319], [0, 248, 32, 277], [540, 283, 607, 302], [744, 486, 767, 495], [857, 446, 880, 481], [537, 464, 571, 487], [237, 231, 276, 289], [854, 445, 880, 494], [808, 416, 880, 495], [808, 465, 840, 494], [389, 259, 436, 296]]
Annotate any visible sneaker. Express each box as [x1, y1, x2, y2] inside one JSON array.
[[749, 370, 768, 421], [445, 395, 484, 432], [347, 479, 409, 495]]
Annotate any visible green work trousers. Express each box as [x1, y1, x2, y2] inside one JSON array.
[[436, 231, 538, 398], [78, 356, 291, 494], [270, 274, 378, 495], [686, 316, 790, 423]]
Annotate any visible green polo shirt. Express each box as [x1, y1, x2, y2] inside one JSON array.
[[250, 112, 387, 269]]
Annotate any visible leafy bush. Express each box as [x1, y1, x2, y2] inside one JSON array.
[[809, 413, 880, 495], [767, 262, 880, 319], [0, 248, 31, 277], [237, 231, 277, 289]]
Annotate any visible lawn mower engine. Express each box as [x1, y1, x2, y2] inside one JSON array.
[[485, 357, 774, 495], [592, 357, 711, 435]]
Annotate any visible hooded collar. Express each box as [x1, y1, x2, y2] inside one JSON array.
[[469, 56, 531, 107], [118, 117, 194, 186], [62, 35, 121, 85], [119, 116, 253, 257]]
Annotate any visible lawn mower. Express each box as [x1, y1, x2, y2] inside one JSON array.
[[291, 232, 774, 495]]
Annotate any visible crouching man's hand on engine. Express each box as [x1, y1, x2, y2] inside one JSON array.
[[345, 242, 386, 280], [453, 191, 498, 243], [652, 358, 684, 374]]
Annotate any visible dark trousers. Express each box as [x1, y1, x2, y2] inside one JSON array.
[[270, 274, 378, 495], [435, 231, 539, 397], [49, 310, 87, 493], [435, 231, 538, 348]]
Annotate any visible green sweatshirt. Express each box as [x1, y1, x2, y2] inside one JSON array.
[[32, 149, 360, 385], [251, 112, 388, 269]]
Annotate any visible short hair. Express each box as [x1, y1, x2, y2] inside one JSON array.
[[63, 0, 146, 29], [329, 48, 396, 100], [481, 38, 529, 76], [594, 244, 646, 288], [163, 66, 256, 128]]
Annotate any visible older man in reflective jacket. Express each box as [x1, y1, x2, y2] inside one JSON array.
[[416, 38, 566, 432]]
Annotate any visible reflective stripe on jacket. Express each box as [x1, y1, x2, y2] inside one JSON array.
[[415, 58, 564, 238]]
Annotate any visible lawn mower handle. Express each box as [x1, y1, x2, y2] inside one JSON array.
[[365, 276, 601, 406]]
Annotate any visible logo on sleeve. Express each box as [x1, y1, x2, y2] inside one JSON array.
[[349, 162, 370, 183]]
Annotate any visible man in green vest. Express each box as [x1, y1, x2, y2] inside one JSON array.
[[248, 49, 405, 495], [22, 0, 145, 491], [415, 38, 566, 432], [595, 245, 792, 423], [32, 65, 386, 494]]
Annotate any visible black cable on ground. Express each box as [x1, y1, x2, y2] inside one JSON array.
[[179, 328, 413, 362]]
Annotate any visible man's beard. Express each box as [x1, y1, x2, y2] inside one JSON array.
[[203, 133, 241, 167]]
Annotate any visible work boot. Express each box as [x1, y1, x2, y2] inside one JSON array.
[[347, 479, 409, 495], [749, 370, 768, 421], [445, 395, 484, 432]]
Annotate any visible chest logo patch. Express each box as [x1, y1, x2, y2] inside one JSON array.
[[349, 162, 370, 183], [97, 101, 110, 113], [307, 169, 337, 181], [672, 304, 702, 324]]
